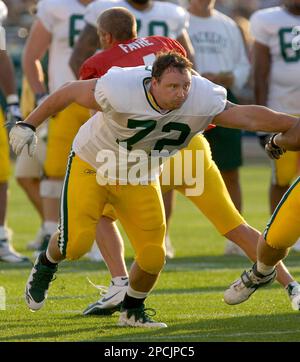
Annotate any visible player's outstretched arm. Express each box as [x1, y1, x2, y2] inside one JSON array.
[[24, 79, 101, 129], [213, 102, 298, 133], [9, 79, 101, 156]]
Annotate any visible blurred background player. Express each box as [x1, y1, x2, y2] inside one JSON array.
[[8, 2, 48, 251], [22, 0, 102, 260], [187, 0, 250, 255], [70, 0, 196, 258], [17, 74, 47, 250], [250, 1, 300, 250], [0, 0, 29, 263], [78, 7, 189, 295]]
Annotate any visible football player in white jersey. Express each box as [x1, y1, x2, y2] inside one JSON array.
[[250, 0, 300, 248], [22, 0, 102, 260], [10, 51, 299, 327], [69, 0, 194, 259], [16, 75, 48, 251], [0, 0, 29, 263]]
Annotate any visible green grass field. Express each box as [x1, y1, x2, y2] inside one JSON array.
[[1, 164, 300, 342]]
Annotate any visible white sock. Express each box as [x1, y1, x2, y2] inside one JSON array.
[[0, 226, 6, 239], [112, 276, 128, 286], [256, 261, 275, 276], [44, 221, 58, 235], [127, 285, 148, 299]]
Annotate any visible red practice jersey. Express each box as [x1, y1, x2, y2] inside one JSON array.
[[79, 35, 186, 79]]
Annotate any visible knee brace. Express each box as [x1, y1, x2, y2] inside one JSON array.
[[40, 179, 63, 198], [136, 243, 166, 275]]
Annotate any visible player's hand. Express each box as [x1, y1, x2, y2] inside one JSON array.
[[9, 122, 37, 156], [5, 101, 23, 132], [265, 134, 286, 160]]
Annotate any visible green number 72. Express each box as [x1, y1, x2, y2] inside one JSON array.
[[117, 119, 191, 152]]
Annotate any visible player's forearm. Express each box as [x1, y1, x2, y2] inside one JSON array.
[[22, 20, 50, 95], [24, 79, 100, 128], [253, 42, 270, 106], [0, 51, 17, 96], [274, 120, 300, 151], [215, 103, 297, 133], [253, 54, 269, 105], [243, 106, 298, 133], [22, 57, 47, 95], [24, 83, 74, 128], [240, 106, 297, 132], [254, 79, 269, 106]]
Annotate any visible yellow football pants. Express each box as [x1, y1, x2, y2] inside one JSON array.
[[44, 104, 90, 178], [103, 134, 244, 235], [264, 177, 300, 249], [271, 115, 300, 186], [59, 152, 166, 274], [0, 109, 10, 182]]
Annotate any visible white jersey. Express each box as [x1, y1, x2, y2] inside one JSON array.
[[0, 0, 7, 25], [188, 10, 250, 91], [250, 7, 300, 113], [85, 0, 189, 39], [37, 0, 90, 92], [73, 66, 226, 181]]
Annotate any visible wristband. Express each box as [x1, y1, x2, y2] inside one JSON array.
[[0, 26, 5, 50], [6, 94, 19, 104], [272, 134, 279, 146], [270, 133, 279, 148], [16, 121, 36, 132]]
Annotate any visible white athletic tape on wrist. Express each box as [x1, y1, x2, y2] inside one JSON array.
[[6, 94, 19, 104], [273, 134, 280, 146], [0, 26, 6, 50], [40, 179, 63, 198]]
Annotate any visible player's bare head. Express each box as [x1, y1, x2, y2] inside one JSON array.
[[152, 51, 193, 81], [150, 51, 192, 110], [97, 7, 137, 45]]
